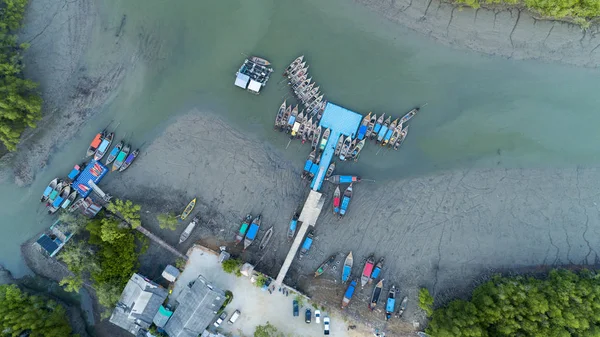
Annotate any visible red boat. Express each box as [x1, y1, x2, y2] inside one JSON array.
[[360, 256, 374, 288], [86, 132, 103, 157], [333, 186, 341, 214]]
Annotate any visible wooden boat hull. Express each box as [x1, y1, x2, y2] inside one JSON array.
[[86, 132, 103, 157], [119, 149, 139, 172], [259, 226, 273, 250], [314, 255, 336, 277], [287, 214, 299, 241], [244, 215, 261, 250], [360, 256, 374, 288], [342, 280, 357, 309], [369, 279, 384, 310], [386, 285, 397, 320], [41, 178, 58, 202], [342, 252, 353, 283], [179, 217, 199, 244]]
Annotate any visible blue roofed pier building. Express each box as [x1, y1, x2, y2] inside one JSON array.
[[275, 102, 362, 285]]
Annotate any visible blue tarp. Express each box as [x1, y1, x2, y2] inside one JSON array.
[[386, 298, 396, 312], [377, 125, 389, 141], [339, 175, 355, 184], [289, 219, 297, 232], [67, 166, 81, 180], [344, 281, 357, 299], [288, 115, 296, 125], [303, 160, 312, 172], [384, 128, 394, 142], [52, 194, 65, 208], [246, 224, 259, 240], [309, 164, 319, 176], [342, 265, 351, 282], [374, 123, 382, 134], [301, 237, 313, 250], [340, 196, 351, 215], [72, 160, 108, 198], [357, 125, 367, 140], [371, 266, 381, 279], [36, 234, 59, 255]]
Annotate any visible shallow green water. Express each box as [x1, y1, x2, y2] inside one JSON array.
[[2, 0, 600, 276]]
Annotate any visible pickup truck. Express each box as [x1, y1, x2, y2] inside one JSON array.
[[323, 316, 330, 335]]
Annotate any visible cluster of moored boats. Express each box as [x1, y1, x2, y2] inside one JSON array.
[[234, 214, 274, 251], [284, 55, 327, 118], [40, 123, 141, 215]]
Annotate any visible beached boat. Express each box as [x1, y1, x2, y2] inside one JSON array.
[[350, 139, 365, 161], [339, 183, 353, 217], [372, 113, 385, 140], [371, 258, 384, 281], [311, 126, 321, 150], [47, 181, 64, 204], [369, 279, 384, 311], [243, 215, 261, 250], [250, 56, 271, 66], [327, 175, 361, 184], [94, 132, 114, 161], [61, 191, 77, 210], [86, 132, 104, 157], [315, 255, 336, 277], [341, 280, 357, 309], [41, 178, 58, 202], [393, 126, 409, 150], [361, 256, 374, 288], [366, 113, 377, 139], [333, 185, 341, 214], [399, 107, 419, 125], [275, 100, 286, 128], [386, 285, 397, 320], [179, 216, 199, 244], [326, 163, 335, 178], [334, 135, 344, 156], [357, 112, 371, 140], [48, 185, 70, 214], [319, 128, 330, 151], [397, 296, 408, 317], [342, 251, 353, 283], [339, 136, 352, 161], [259, 226, 273, 250], [180, 198, 196, 221], [377, 116, 392, 143], [382, 118, 399, 146], [298, 230, 314, 260], [235, 214, 252, 245], [111, 143, 131, 172], [119, 149, 140, 172], [105, 139, 124, 165], [287, 213, 299, 241]]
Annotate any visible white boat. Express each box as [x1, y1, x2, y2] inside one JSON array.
[[179, 216, 199, 244]]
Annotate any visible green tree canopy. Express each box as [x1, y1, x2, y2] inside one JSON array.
[[106, 199, 142, 228], [254, 322, 284, 337], [0, 284, 73, 336], [426, 269, 600, 337], [157, 212, 179, 230], [419, 287, 434, 316], [222, 258, 242, 275]]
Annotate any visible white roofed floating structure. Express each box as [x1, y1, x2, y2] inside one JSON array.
[[234, 72, 250, 89], [234, 56, 273, 94], [247, 79, 262, 94]]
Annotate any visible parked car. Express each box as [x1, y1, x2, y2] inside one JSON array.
[[305, 308, 312, 323], [293, 300, 299, 316], [228, 310, 241, 324], [213, 311, 227, 328], [315, 310, 321, 324], [323, 316, 330, 335]]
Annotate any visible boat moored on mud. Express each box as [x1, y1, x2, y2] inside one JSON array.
[[298, 230, 314, 260], [333, 185, 341, 214], [235, 214, 252, 245], [342, 280, 357, 309], [259, 226, 273, 250], [361, 256, 374, 288], [119, 149, 140, 172], [179, 216, 199, 244], [244, 215, 261, 250], [315, 255, 336, 277], [371, 258, 384, 281], [397, 296, 408, 317], [386, 285, 397, 320], [339, 184, 353, 217], [179, 198, 197, 221], [342, 251, 353, 283], [287, 213, 299, 241], [369, 279, 384, 311]]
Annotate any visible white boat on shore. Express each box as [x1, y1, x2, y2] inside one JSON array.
[[179, 216, 199, 244]]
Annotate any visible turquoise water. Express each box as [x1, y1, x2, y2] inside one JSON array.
[[1, 0, 600, 276]]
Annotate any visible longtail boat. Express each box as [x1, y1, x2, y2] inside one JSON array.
[[388, 122, 404, 146], [235, 214, 252, 245], [357, 112, 371, 140], [339, 136, 352, 161], [382, 118, 399, 146], [287, 213, 299, 241], [48, 185, 70, 214], [311, 126, 321, 150], [179, 198, 196, 221], [334, 135, 344, 156], [326, 163, 335, 178], [47, 181, 64, 203], [94, 131, 114, 161], [259, 226, 273, 250], [250, 56, 271, 66], [275, 100, 286, 128], [342, 251, 353, 283], [298, 230, 314, 260], [315, 255, 336, 277], [377, 116, 392, 143], [41, 178, 58, 202], [105, 139, 124, 165], [119, 149, 140, 172], [397, 296, 408, 317], [284, 55, 304, 74], [339, 183, 353, 217], [61, 191, 77, 210], [369, 279, 384, 311], [86, 132, 104, 157], [243, 215, 261, 250], [360, 256, 374, 288], [333, 185, 341, 214], [179, 216, 199, 244], [327, 175, 361, 184], [366, 113, 377, 139], [350, 139, 365, 161], [386, 285, 397, 320], [280, 105, 292, 132], [371, 258, 384, 280], [319, 128, 330, 151], [393, 126, 409, 150], [372, 113, 385, 140], [341, 280, 357, 309], [399, 107, 419, 125], [111, 143, 131, 172]]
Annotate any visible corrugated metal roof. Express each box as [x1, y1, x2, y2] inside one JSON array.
[[152, 305, 173, 328], [36, 234, 59, 255]]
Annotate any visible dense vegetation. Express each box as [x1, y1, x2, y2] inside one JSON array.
[[157, 212, 179, 230], [453, 0, 600, 27], [222, 258, 242, 276], [0, 284, 73, 336], [0, 0, 43, 151], [254, 322, 284, 337], [421, 269, 600, 337]]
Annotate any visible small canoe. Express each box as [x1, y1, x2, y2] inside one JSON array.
[[334, 135, 344, 156], [339, 136, 352, 161], [235, 214, 252, 245], [298, 230, 314, 260], [47, 181, 64, 203], [399, 108, 419, 125], [287, 213, 299, 241], [357, 112, 371, 140], [341, 280, 357, 309], [339, 184, 353, 217], [366, 113, 377, 139], [41, 178, 58, 202], [179, 216, 199, 244], [372, 113, 385, 140], [94, 132, 114, 161], [61, 191, 77, 210], [119, 149, 140, 172], [259, 226, 273, 250], [180, 198, 196, 221], [326, 163, 335, 178], [371, 258, 384, 280], [397, 296, 408, 317], [105, 140, 124, 165], [360, 256, 374, 288], [86, 132, 104, 157], [311, 126, 321, 150], [244, 215, 261, 250], [369, 279, 384, 311], [386, 285, 397, 320], [333, 185, 341, 214], [319, 128, 330, 151], [315, 255, 336, 277], [393, 126, 409, 150], [342, 251, 353, 283], [111, 143, 131, 172], [250, 56, 271, 66]]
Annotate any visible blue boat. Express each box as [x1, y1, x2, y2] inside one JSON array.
[[342, 280, 357, 308], [371, 258, 384, 279], [339, 184, 353, 217], [382, 118, 399, 146], [67, 164, 83, 181], [386, 285, 397, 320], [298, 230, 314, 260], [41, 178, 58, 202], [243, 215, 261, 250], [287, 213, 299, 241], [371, 113, 385, 140], [342, 252, 353, 283], [357, 112, 371, 140], [327, 175, 361, 184]]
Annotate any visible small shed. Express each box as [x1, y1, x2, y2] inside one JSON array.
[[152, 305, 173, 328], [161, 265, 180, 283], [247, 79, 262, 94], [234, 73, 250, 89]]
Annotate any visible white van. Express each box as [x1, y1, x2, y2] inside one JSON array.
[[228, 310, 241, 324]]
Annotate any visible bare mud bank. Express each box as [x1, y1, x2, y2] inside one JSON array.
[[356, 0, 600, 67]]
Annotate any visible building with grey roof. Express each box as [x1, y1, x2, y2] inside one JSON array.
[[109, 273, 169, 336], [164, 275, 226, 337]]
